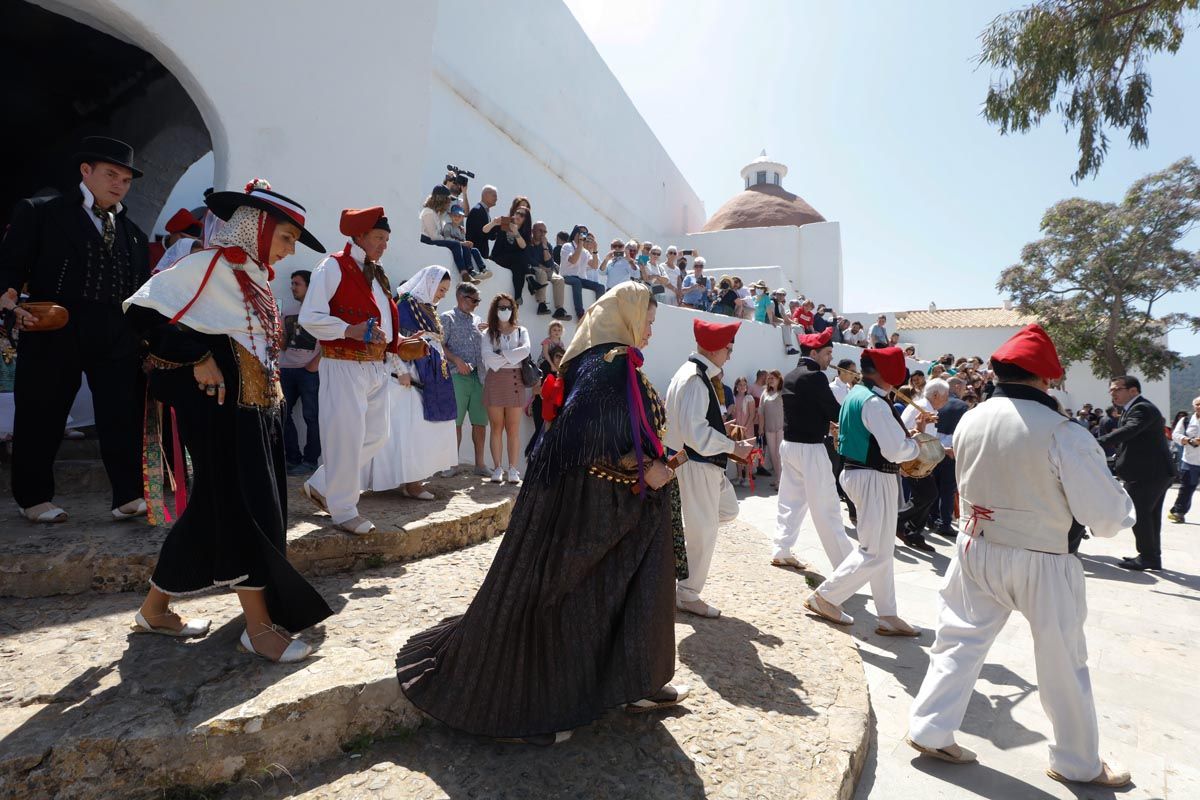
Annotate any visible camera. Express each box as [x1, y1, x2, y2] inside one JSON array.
[[446, 164, 475, 186]]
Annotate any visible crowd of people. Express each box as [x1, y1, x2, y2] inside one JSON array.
[[3, 136, 1196, 790]]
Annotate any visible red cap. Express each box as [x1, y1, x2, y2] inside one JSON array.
[[797, 327, 833, 350], [339, 206, 389, 237], [164, 208, 202, 235], [990, 323, 1064, 380], [862, 346, 908, 387], [693, 318, 741, 351]]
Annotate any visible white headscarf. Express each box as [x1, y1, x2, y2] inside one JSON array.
[[396, 265, 451, 304]]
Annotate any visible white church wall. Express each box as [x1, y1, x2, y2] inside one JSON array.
[[682, 222, 843, 310]]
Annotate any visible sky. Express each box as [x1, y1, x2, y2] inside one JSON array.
[[563, 0, 1200, 355]]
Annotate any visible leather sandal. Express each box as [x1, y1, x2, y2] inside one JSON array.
[[626, 683, 690, 713], [112, 498, 147, 521], [1046, 760, 1130, 788], [300, 482, 328, 513], [335, 515, 375, 535], [771, 555, 807, 569], [906, 737, 977, 764], [804, 591, 854, 626], [676, 598, 721, 618], [496, 730, 573, 746]]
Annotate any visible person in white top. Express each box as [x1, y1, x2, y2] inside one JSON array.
[[1168, 396, 1200, 522], [806, 346, 926, 636], [481, 293, 531, 483], [300, 207, 398, 535], [907, 325, 1135, 789], [557, 225, 604, 319], [642, 246, 677, 304], [665, 318, 756, 619], [829, 360, 858, 405]]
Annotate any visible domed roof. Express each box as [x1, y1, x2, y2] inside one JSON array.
[[702, 183, 826, 232]]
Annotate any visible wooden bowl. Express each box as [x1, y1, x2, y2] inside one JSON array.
[[17, 302, 69, 332]]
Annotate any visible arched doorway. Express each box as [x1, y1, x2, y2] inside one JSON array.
[[0, 0, 212, 234]]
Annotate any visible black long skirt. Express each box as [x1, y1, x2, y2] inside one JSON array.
[[148, 335, 333, 632], [396, 467, 676, 739]]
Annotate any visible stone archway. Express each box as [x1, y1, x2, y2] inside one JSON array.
[[0, 0, 212, 233]]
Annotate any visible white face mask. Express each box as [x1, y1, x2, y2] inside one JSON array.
[[497, 309, 512, 322]]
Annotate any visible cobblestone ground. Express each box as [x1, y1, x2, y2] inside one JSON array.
[[221, 520, 872, 800]]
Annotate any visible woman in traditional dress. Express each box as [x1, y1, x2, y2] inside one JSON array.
[[123, 178, 333, 663], [361, 265, 458, 500], [396, 282, 688, 745]]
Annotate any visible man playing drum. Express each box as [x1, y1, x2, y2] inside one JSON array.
[[805, 346, 931, 636]]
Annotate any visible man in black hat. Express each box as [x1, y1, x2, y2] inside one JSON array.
[[0, 136, 150, 523]]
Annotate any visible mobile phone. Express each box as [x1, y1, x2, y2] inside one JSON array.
[[681, 249, 694, 256]]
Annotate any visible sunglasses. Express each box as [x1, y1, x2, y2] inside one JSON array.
[[497, 305, 514, 312], [464, 295, 480, 304], [651, 250, 662, 255]]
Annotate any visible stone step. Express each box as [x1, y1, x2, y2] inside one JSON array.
[[0, 521, 870, 800], [0, 472, 516, 598]]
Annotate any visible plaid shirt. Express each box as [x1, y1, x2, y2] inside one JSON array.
[[440, 306, 483, 378]]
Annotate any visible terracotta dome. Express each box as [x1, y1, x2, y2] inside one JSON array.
[[702, 183, 826, 232]]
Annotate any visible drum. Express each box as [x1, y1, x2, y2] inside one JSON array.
[[900, 432, 945, 479]]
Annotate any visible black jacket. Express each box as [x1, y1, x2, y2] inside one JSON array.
[[0, 189, 149, 307], [782, 358, 841, 443], [465, 203, 501, 260], [935, 397, 970, 438], [1097, 395, 1175, 481]]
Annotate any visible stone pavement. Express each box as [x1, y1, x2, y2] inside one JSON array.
[[736, 490, 1200, 800], [0, 472, 513, 597], [220, 519, 872, 800], [0, 492, 872, 799]]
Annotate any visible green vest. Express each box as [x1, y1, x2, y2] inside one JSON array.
[[837, 384, 875, 463]]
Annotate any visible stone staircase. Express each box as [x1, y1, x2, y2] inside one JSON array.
[[0, 441, 518, 799]]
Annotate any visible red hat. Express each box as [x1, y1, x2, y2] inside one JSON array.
[[164, 208, 202, 235], [990, 323, 1064, 380], [693, 318, 741, 351], [797, 327, 833, 350], [339, 206, 391, 237], [861, 346, 908, 387]]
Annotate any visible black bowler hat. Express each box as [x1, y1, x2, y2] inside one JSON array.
[[72, 136, 143, 178]]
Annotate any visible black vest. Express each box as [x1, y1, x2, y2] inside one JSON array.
[[685, 357, 729, 469], [843, 382, 904, 474]]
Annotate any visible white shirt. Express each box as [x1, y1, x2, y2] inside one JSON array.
[[846, 328, 868, 347], [482, 325, 530, 373], [1174, 413, 1200, 466], [861, 386, 920, 464], [79, 181, 122, 235], [900, 395, 934, 431], [153, 237, 199, 275], [829, 377, 852, 405], [419, 207, 444, 240], [299, 243, 395, 344], [664, 353, 736, 458], [558, 242, 594, 280]]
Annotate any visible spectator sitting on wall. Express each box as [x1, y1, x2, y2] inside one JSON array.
[[846, 320, 868, 347], [812, 304, 833, 333], [889, 332, 901, 347], [711, 278, 739, 316], [526, 220, 569, 320], [443, 169, 470, 209], [680, 258, 710, 309], [643, 245, 677, 303], [490, 198, 532, 304], [772, 289, 798, 355], [465, 185, 503, 260], [440, 204, 493, 283], [419, 185, 479, 281], [557, 224, 603, 320], [552, 231, 568, 265], [904, 344, 917, 359], [792, 299, 815, 332], [732, 276, 753, 319], [832, 316, 850, 344], [602, 240, 642, 289]]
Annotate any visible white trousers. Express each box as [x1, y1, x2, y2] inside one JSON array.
[[306, 358, 391, 524], [676, 459, 740, 602], [909, 534, 1102, 780], [774, 441, 854, 566], [817, 468, 898, 616]]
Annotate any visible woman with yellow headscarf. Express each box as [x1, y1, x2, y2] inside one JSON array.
[[396, 283, 688, 744]]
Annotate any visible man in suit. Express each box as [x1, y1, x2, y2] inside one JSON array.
[[0, 137, 150, 523], [1097, 375, 1175, 570]]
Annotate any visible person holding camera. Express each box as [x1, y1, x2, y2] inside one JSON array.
[[558, 225, 604, 320], [679, 256, 709, 309], [443, 165, 474, 209], [602, 240, 642, 289], [490, 198, 533, 305]]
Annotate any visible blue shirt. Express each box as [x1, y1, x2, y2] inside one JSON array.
[[606, 256, 639, 289], [440, 306, 483, 378], [681, 274, 709, 305]]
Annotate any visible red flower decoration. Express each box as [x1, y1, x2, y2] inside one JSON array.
[[244, 177, 271, 193]]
